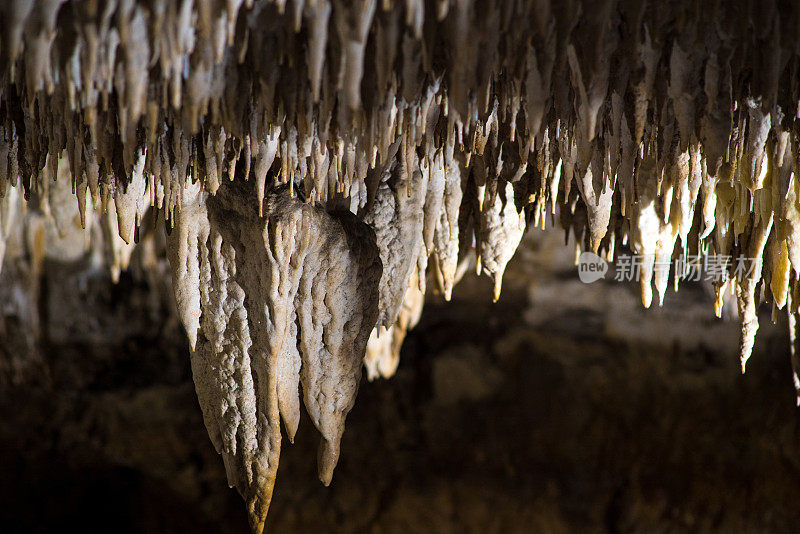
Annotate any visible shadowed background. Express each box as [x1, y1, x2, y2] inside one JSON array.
[[0, 229, 798, 534]]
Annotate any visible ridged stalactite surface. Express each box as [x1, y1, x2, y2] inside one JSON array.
[[2, 0, 800, 529], [167, 180, 380, 532]]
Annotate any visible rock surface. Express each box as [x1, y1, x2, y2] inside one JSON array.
[[2, 1, 800, 529], [1, 230, 798, 533]]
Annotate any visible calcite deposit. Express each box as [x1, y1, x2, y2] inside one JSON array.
[[2, 0, 800, 530]]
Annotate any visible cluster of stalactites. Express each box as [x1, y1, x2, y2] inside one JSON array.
[[166, 179, 381, 533], [4, 0, 800, 531]]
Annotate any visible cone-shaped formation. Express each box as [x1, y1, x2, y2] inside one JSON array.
[[3, 0, 800, 529], [167, 180, 380, 532]]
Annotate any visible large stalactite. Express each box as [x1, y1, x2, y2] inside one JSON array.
[[2, 0, 800, 530]]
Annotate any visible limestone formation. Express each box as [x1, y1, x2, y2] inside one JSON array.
[[2, 0, 800, 529]]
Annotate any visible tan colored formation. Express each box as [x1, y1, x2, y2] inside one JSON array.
[[167, 180, 380, 532], [2, 0, 800, 530]]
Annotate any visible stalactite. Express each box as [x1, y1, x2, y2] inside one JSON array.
[[2, 0, 800, 529], [166, 180, 380, 531]]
